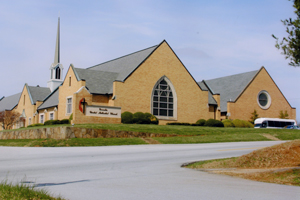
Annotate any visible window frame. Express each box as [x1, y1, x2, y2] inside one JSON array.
[[151, 76, 177, 120], [39, 114, 45, 124], [257, 90, 271, 110], [66, 96, 72, 115], [49, 112, 54, 120]]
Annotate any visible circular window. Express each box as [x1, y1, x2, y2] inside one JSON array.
[[257, 90, 271, 109]]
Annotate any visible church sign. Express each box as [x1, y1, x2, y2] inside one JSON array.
[[85, 105, 121, 118]]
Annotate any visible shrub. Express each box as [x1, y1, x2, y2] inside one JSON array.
[[132, 112, 147, 124], [27, 123, 44, 127], [222, 119, 235, 127], [144, 113, 159, 125], [196, 119, 206, 126], [60, 119, 70, 124], [69, 113, 73, 121], [167, 122, 191, 126], [121, 112, 133, 124], [232, 119, 254, 128], [204, 119, 224, 127], [44, 120, 61, 126]]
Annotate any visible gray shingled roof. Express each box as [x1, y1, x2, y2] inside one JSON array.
[[27, 85, 51, 104], [38, 88, 59, 110], [201, 70, 259, 112], [87, 45, 158, 82], [0, 93, 21, 112], [198, 81, 217, 105], [74, 68, 119, 94]]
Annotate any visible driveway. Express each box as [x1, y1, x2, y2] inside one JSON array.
[[0, 141, 299, 200]]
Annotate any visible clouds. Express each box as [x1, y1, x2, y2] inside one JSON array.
[[0, 0, 299, 119]]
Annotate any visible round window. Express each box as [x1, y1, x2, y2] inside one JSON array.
[[257, 90, 271, 109]]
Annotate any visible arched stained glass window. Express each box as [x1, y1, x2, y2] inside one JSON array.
[[152, 76, 177, 119]]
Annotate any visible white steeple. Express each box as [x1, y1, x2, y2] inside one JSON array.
[[47, 17, 64, 92]]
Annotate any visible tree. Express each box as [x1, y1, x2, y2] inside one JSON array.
[[0, 110, 22, 130], [279, 110, 289, 119], [272, 0, 300, 67], [249, 109, 259, 124]]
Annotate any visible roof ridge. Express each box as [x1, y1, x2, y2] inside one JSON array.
[[87, 44, 158, 70], [76, 67, 119, 74], [205, 69, 259, 81]]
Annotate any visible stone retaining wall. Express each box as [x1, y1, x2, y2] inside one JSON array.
[[0, 127, 175, 140]]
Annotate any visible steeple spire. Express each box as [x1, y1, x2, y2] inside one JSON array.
[[48, 17, 63, 92], [53, 17, 60, 66]]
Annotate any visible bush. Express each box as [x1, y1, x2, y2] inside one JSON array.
[[222, 119, 235, 127], [132, 112, 147, 124], [121, 112, 134, 124], [196, 119, 206, 126], [232, 119, 254, 128], [167, 122, 191, 126], [144, 113, 159, 125], [44, 120, 61, 126], [27, 123, 44, 127], [204, 119, 224, 127], [60, 119, 70, 124]]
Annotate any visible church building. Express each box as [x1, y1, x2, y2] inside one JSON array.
[[0, 18, 296, 129]]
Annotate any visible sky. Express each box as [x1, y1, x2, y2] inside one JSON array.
[[1, 0, 299, 120]]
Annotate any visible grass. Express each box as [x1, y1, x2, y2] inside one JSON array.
[[0, 180, 64, 200], [1, 123, 300, 147], [0, 138, 147, 147], [185, 140, 300, 186]]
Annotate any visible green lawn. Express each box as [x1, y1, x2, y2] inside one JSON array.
[[1, 124, 300, 147]]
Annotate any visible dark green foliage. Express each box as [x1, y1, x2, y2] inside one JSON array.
[[122, 112, 158, 124], [222, 119, 235, 127], [121, 112, 134, 124], [132, 112, 147, 124], [272, 0, 300, 66], [60, 119, 70, 124], [249, 109, 259, 124], [44, 120, 61, 126], [196, 119, 206, 126], [204, 119, 224, 127], [144, 112, 159, 124], [167, 122, 191, 126], [27, 123, 44, 127]]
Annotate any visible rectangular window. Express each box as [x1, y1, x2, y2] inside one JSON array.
[[69, 77, 71, 86], [67, 98, 72, 114], [28, 118, 32, 125], [49, 113, 54, 120], [40, 114, 44, 124], [23, 95, 25, 105]]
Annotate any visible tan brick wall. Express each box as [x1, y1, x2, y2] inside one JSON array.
[[15, 85, 38, 127], [112, 41, 213, 124], [228, 68, 296, 121], [58, 65, 86, 120], [58, 67, 121, 124]]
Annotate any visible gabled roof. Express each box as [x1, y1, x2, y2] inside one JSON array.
[[198, 81, 217, 105], [38, 87, 59, 110], [0, 93, 21, 112], [74, 68, 119, 94], [201, 69, 259, 112], [87, 45, 158, 82], [26, 84, 51, 104]]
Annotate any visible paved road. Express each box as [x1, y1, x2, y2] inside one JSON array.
[[0, 141, 299, 200]]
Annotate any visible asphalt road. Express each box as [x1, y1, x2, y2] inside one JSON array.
[[0, 141, 299, 200]]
